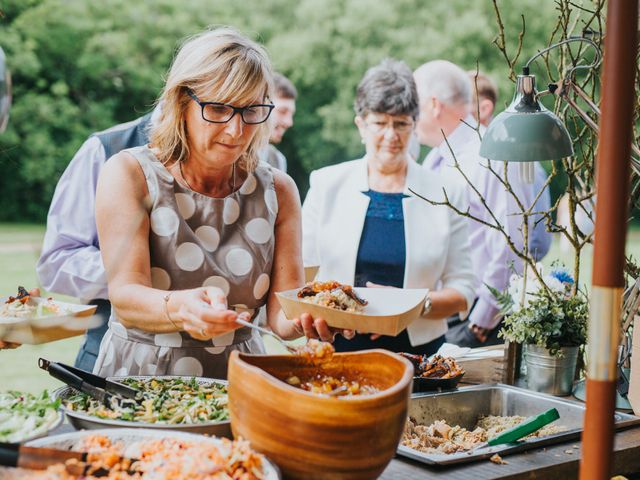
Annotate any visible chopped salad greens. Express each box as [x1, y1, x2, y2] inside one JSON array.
[[0, 390, 61, 442], [64, 377, 229, 424]]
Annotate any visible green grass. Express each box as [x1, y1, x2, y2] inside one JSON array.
[[0, 224, 82, 393], [1, 222, 639, 394]]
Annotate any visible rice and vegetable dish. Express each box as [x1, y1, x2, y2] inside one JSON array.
[[63, 377, 228, 425], [0, 390, 61, 442], [7, 434, 269, 479]]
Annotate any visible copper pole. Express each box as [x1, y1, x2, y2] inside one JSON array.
[[579, 1, 637, 479]]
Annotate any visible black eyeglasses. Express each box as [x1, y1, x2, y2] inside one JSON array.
[[188, 90, 274, 125]]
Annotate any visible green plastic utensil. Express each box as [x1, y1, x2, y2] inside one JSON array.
[[473, 408, 560, 451]]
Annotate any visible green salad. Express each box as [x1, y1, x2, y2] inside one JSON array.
[[64, 377, 229, 424], [0, 390, 61, 442]]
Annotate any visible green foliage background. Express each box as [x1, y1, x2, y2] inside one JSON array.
[[0, 0, 559, 221]]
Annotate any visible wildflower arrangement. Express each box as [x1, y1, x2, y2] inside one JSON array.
[[489, 264, 588, 356]]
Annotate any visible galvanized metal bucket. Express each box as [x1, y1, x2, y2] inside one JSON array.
[[524, 344, 579, 396]]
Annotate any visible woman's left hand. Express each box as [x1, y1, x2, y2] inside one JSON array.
[[294, 313, 355, 343]]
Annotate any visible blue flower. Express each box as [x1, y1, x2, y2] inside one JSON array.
[[550, 268, 574, 285]]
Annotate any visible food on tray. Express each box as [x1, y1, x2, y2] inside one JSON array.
[[297, 281, 368, 313], [15, 434, 268, 479], [63, 377, 228, 424], [0, 390, 61, 443], [294, 338, 335, 360], [400, 353, 464, 378], [286, 373, 379, 397], [402, 415, 566, 454], [0, 286, 69, 320]]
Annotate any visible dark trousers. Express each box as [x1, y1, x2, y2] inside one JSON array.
[[334, 330, 445, 356], [444, 298, 504, 348], [74, 299, 110, 371]]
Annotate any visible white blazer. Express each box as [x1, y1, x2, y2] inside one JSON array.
[[302, 157, 477, 346]]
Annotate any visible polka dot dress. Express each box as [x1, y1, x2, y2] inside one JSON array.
[[93, 146, 277, 380]]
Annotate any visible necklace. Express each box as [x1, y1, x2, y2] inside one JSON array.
[[178, 161, 236, 194]]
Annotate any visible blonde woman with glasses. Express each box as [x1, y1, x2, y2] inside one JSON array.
[[93, 27, 340, 379], [302, 58, 476, 355]]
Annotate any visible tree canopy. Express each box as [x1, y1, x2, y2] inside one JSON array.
[[0, 0, 561, 221]]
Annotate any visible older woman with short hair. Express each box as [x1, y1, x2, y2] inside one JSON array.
[[302, 58, 476, 355], [93, 27, 334, 378]]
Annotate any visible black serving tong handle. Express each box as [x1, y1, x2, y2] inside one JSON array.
[[38, 358, 139, 406]]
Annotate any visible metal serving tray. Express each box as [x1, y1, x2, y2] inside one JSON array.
[[397, 383, 640, 466], [53, 376, 231, 438]]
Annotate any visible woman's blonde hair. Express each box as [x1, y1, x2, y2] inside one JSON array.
[[150, 27, 274, 173]]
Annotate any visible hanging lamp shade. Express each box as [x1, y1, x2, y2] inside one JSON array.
[[479, 74, 574, 162]]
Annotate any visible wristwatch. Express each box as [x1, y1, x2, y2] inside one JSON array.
[[422, 293, 432, 316]]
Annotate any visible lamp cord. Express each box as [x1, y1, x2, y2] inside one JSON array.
[[523, 37, 601, 79]]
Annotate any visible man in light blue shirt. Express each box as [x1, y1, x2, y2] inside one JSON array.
[[414, 60, 543, 347], [468, 70, 551, 261], [36, 110, 156, 369]]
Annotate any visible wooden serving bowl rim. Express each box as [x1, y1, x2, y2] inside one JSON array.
[[230, 348, 414, 403]]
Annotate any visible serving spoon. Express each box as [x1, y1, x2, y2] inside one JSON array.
[[234, 317, 299, 354]]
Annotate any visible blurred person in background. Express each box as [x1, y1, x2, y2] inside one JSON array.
[[93, 27, 339, 378], [36, 105, 155, 370], [468, 70, 552, 261], [302, 58, 476, 355], [415, 60, 535, 348], [259, 72, 297, 172]]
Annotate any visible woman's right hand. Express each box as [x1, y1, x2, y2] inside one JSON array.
[[175, 287, 246, 341]]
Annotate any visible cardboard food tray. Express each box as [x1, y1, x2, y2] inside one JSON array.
[[276, 287, 428, 336], [0, 298, 97, 344], [304, 265, 319, 283]]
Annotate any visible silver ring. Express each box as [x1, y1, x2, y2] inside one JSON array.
[[199, 327, 206, 337]]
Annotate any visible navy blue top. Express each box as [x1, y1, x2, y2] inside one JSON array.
[[353, 190, 407, 289], [334, 189, 445, 355]]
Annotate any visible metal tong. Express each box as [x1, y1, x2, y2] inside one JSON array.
[[0, 442, 138, 477], [38, 358, 139, 407]]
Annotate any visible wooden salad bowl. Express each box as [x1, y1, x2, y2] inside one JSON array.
[[228, 349, 413, 480]]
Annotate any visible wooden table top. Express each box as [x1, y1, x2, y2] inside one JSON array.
[[380, 425, 640, 479]]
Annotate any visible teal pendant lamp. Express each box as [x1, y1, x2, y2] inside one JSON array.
[[479, 73, 574, 162], [479, 36, 601, 182]]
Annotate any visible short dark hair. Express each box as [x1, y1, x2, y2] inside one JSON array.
[[354, 58, 419, 119], [273, 72, 297, 99]]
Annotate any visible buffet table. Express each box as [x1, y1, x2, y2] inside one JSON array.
[[381, 425, 640, 479], [40, 419, 640, 479]]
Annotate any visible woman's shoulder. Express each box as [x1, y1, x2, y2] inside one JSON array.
[[310, 158, 364, 184], [408, 160, 468, 204]]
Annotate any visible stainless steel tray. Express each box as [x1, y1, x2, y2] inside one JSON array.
[[53, 376, 231, 438], [397, 383, 640, 466]]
